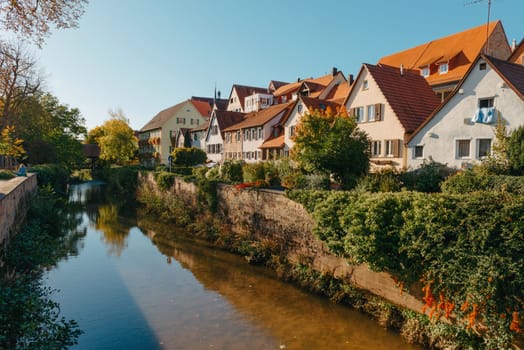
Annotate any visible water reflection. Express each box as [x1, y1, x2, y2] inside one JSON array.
[[139, 218, 419, 350], [49, 183, 419, 350]]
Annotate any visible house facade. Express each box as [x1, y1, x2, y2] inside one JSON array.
[[139, 99, 211, 166], [378, 21, 511, 101], [226, 84, 268, 112], [345, 63, 440, 171], [188, 121, 209, 151], [407, 55, 524, 169], [223, 102, 294, 162], [204, 110, 245, 163]]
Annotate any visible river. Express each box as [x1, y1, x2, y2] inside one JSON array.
[[44, 182, 419, 350]]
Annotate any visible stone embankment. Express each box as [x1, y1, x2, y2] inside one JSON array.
[[0, 175, 37, 253], [141, 173, 424, 313]]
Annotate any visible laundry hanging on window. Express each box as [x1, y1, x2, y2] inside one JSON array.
[[472, 107, 495, 124]]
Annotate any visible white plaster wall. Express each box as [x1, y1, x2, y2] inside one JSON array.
[[227, 89, 244, 112], [205, 116, 224, 163], [243, 112, 284, 163], [345, 69, 406, 169], [284, 102, 303, 151], [408, 59, 524, 169]]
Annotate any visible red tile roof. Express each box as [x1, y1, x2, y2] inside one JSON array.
[[190, 99, 213, 118], [223, 101, 294, 131], [272, 73, 336, 97], [230, 84, 268, 110], [213, 110, 246, 135], [378, 21, 508, 87], [486, 55, 524, 100], [259, 134, 285, 149], [365, 63, 441, 132]]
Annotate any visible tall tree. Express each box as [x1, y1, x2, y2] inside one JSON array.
[[0, 0, 88, 47], [0, 41, 41, 129], [291, 107, 370, 187], [95, 116, 137, 165]]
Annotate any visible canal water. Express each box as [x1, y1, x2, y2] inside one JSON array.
[[45, 182, 419, 350]]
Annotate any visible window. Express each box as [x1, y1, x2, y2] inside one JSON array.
[[211, 125, 218, 135], [439, 63, 448, 74], [236, 131, 241, 142], [298, 104, 303, 113], [385, 139, 401, 157], [420, 66, 430, 77], [289, 125, 296, 137], [371, 140, 381, 157], [225, 133, 231, 143], [414, 145, 424, 158], [362, 80, 369, 90], [456, 139, 471, 158], [367, 104, 376, 122], [479, 62, 487, 71], [252, 128, 256, 140], [190, 119, 194, 125], [258, 127, 263, 139], [193, 133, 198, 141], [479, 98, 494, 108], [477, 139, 491, 158], [355, 106, 365, 123]]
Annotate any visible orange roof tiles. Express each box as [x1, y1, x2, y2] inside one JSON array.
[[379, 21, 506, 87], [273, 72, 336, 97], [190, 99, 212, 118], [365, 63, 441, 133], [223, 102, 294, 131], [259, 134, 285, 149]]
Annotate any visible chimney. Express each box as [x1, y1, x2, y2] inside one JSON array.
[[217, 90, 221, 99], [400, 64, 404, 76], [348, 74, 354, 86], [512, 39, 517, 51], [332, 67, 338, 76], [297, 77, 301, 82]]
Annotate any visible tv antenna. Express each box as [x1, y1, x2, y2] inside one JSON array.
[[465, 0, 493, 55]]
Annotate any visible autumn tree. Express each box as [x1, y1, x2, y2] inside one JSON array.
[[0, 0, 88, 47], [291, 107, 370, 187], [0, 41, 41, 129], [94, 116, 137, 165]]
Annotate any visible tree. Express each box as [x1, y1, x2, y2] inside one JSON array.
[[507, 125, 524, 174], [0, 41, 41, 129], [13, 93, 86, 168], [85, 125, 104, 144], [171, 147, 207, 167], [0, 0, 88, 47], [0, 125, 25, 164], [291, 107, 370, 187], [95, 117, 137, 165]]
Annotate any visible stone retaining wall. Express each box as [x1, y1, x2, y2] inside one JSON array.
[[0, 175, 38, 253], [142, 173, 424, 313]]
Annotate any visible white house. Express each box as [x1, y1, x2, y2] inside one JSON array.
[[407, 54, 524, 169], [345, 63, 440, 171], [204, 110, 245, 163]]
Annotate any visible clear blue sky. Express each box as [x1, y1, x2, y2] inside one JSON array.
[[30, 0, 524, 131]]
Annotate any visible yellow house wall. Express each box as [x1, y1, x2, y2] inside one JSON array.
[[345, 69, 407, 170]]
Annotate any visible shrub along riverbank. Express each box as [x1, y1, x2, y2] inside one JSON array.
[[0, 165, 84, 349]]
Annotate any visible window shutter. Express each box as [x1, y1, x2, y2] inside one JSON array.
[[375, 103, 382, 121], [393, 139, 402, 158]]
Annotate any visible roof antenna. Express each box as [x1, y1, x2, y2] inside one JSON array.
[[464, 0, 493, 55]]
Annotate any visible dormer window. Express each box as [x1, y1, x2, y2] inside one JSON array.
[[420, 66, 430, 77], [439, 63, 449, 75]]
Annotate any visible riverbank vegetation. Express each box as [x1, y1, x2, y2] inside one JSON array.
[[0, 183, 83, 349]]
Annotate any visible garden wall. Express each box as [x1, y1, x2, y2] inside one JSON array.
[[0, 175, 37, 254]]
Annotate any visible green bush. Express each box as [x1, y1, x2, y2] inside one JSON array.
[[29, 164, 70, 195], [172, 166, 193, 176], [93, 165, 140, 198], [153, 171, 176, 191], [507, 125, 524, 174], [0, 169, 15, 180], [171, 147, 207, 167], [401, 160, 452, 193], [356, 168, 402, 193], [441, 171, 524, 195], [288, 189, 524, 348], [218, 160, 244, 183], [242, 162, 266, 183]]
